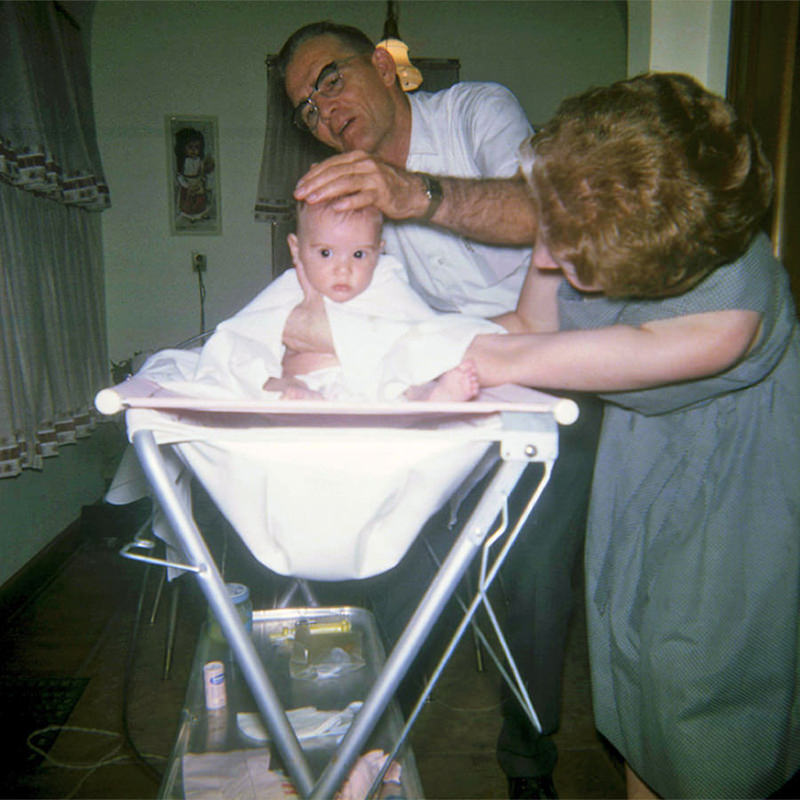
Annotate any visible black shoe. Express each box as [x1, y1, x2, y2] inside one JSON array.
[[507, 775, 559, 799]]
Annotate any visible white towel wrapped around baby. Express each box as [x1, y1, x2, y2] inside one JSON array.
[[107, 256, 505, 580]]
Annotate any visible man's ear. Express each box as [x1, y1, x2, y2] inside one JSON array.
[[372, 46, 398, 88]]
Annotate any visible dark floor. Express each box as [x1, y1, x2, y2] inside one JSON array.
[[0, 497, 625, 800]]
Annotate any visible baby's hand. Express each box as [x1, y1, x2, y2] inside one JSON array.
[[264, 376, 324, 400], [281, 384, 324, 401]]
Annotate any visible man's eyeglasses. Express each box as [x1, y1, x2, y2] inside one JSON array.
[[292, 55, 360, 133]]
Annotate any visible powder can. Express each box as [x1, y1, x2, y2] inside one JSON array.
[[203, 660, 227, 710]]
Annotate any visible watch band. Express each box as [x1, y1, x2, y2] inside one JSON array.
[[418, 173, 444, 222]]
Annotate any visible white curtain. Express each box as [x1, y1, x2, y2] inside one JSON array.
[[0, 1, 110, 478]]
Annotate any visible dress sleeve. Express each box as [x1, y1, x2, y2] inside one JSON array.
[[562, 235, 798, 415]]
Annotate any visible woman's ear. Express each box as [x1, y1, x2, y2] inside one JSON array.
[[372, 46, 398, 88]]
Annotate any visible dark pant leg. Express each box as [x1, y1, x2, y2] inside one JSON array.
[[495, 394, 602, 777], [364, 394, 603, 777]]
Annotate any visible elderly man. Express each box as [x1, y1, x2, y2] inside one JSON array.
[[277, 21, 602, 800]]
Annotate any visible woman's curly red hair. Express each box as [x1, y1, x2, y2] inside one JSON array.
[[522, 73, 774, 298]]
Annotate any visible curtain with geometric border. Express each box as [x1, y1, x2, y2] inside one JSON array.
[[0, 1, 110, 210], [0, 1, 110, 477]]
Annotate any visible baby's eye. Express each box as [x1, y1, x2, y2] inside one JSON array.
[[319, 248, 331, 258], [353, 250, 365, 259]]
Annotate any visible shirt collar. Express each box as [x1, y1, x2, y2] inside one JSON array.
[[406, 93, 438, 159]]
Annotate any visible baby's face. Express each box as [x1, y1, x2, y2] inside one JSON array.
[[291, 212, 382, 302]]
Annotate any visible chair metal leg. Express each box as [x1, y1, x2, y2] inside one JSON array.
[[163, 577, 180, 679], [277, 578, 319, 609], [149, 566, 166, 624]]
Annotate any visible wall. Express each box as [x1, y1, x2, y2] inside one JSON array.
[[0, 424, 123, 586], [92, 0, 628, 365], [627, 0, 731, 94]]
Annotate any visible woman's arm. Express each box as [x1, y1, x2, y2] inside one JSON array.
[[468, 309, 762, 391], [492, 268, 562, 333]]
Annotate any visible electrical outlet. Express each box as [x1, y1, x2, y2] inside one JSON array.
[[192, 252, 207, 272]]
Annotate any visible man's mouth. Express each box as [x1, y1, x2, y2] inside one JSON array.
[[337, 118, 354, 140]]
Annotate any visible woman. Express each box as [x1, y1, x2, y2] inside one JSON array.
[[468, 72, 800, 798]]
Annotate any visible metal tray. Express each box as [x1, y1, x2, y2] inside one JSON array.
[[159, 606, 423, 798]]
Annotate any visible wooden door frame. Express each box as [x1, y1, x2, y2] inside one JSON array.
[[726, 0, 800, 301]]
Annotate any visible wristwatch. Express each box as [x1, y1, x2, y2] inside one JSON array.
[[417, 173, 443, 222]]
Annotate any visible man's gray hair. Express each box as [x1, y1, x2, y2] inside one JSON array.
[[276, 21, 375, 81]]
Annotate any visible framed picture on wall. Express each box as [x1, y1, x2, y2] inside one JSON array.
[[166, 115, 221, 235]]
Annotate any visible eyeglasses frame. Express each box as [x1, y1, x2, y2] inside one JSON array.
[[291, 55, 362, 133]]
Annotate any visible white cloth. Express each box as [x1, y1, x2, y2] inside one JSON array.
[[382, 82, 534, 316], [192, 253, 500, 401], [237, 703, 363, 744], [106, 258, 504, 579], [182, 749, 297, 800]]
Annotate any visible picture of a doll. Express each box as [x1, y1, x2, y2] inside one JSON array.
[[174, 127, 215, 223]]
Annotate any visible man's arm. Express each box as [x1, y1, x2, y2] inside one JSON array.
[[434, 174, 537, 245], [294, 150, 537, 246]]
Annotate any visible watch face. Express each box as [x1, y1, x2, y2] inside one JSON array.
[[420, 174, 443, 220]]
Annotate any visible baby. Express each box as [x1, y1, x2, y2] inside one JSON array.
[[263, 200, 483, 402]]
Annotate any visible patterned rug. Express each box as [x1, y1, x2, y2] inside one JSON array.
[[0, 675, 89, 781]]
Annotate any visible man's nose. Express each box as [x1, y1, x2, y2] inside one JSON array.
[[315, 94, 337, 128]]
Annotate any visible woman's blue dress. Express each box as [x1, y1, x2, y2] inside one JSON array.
[[558, 233, 800, 797]]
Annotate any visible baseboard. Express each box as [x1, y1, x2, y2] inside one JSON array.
[[0, 497, 152, 623]]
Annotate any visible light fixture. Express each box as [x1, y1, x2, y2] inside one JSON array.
[[376, 0, 422, 92]]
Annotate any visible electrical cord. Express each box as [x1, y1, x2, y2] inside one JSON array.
[[197, 267, 207, 336], [121, 562, 165, 785], [25, 724, 166, 799]]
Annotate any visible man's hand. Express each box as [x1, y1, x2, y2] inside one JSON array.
[[295, 152, 538, 245], [294, 150, 428, 219]]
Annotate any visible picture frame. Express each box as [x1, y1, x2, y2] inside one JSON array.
[[166, 115, 221, 235]]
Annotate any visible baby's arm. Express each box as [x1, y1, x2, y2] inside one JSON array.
[[263, 264, 340, 399], [280, 299, 337, 367], [467, 309, 761, 392], [280, 347, 339, 378]]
